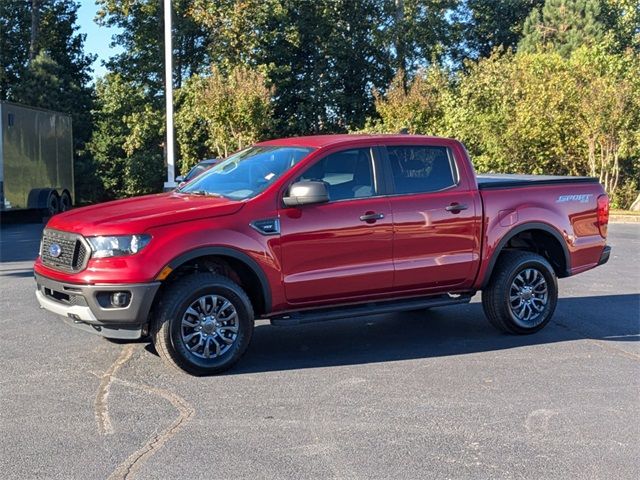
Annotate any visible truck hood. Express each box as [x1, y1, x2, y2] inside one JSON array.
[[47, 192, 245, 236]]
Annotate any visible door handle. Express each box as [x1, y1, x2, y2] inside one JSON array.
[[445, 203, 468, 212], [360, 212, 385, 222]]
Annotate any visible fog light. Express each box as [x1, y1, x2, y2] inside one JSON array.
[[110, 292, 130, 308]]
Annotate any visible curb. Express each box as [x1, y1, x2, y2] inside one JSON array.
[[610, 215, 640, 224]]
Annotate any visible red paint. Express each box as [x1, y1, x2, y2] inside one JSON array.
[[35, 134, 609, 315]]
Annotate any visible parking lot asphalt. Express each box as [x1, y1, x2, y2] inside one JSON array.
[[0, 222, 638, 480]]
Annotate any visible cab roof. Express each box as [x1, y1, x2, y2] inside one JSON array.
[[256, 134, 456, 149]]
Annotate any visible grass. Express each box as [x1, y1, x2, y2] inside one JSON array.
[[610, 209, 640, 216]]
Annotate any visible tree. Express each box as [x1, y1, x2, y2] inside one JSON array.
[[0, 0, 96, 203], [455, 0, 544, 60], [175, 67, 274, 171], [570, 46, 640, 197], [96, 0, 209, 93], [603, 0, 640, 52], [93, 0, 210, 196], [361, 67, 451, 135], [190, 0, 394, 133], [89, 74, 165, 199], [385, 0, 460, 76], [519, 0, 608, 56], [368, 46, 639, 207]]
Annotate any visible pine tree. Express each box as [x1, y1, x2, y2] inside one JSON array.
[[456, 0, 544, 60], [519, 0, 607, 56]]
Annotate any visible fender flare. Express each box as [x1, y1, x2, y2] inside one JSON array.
[[164, 246, 272, 313], [481, 222, 571, 288]]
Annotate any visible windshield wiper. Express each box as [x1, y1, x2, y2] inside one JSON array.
[[186, 190, 223, 197]]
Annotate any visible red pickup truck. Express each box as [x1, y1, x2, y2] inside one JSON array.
[[34, 135, 610, 375]]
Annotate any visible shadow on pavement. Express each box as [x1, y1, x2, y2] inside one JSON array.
[[227, 293, 639, 375], [0, 269, 34, 278], [0, 223, 43, 263]]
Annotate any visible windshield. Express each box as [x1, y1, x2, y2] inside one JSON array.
[[185, 163, 210, 182], [179, 146, 313, 200]]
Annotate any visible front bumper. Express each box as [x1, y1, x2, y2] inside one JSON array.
[[35, 273, 160, 339]]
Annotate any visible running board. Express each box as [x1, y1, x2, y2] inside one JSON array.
[[270, 293, 473, 326]]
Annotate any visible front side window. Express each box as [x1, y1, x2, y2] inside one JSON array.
[[297, 148, 376, 201], [387, 146, 457, 194], [180, 146, 313, 200]]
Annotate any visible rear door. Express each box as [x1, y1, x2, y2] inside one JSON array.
[[279, 147, 394, 304], [383, 144, 481, 292]]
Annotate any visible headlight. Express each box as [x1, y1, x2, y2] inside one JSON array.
[[87, 234, 151, 258]]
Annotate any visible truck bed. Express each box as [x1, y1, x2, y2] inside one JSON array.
[[477, 174, 599, 190]]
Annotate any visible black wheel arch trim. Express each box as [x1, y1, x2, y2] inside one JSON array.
[[164, 246, 272, 313], [480, 222, 571, 288]]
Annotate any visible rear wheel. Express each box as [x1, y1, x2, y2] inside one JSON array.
[[60, 191, 72, 212], [482, 251, 558, 334], [151, 273, 254, 375]]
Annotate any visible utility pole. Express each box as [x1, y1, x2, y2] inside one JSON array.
[[163, 0, 176, 189], [29, 0, 40, 62]]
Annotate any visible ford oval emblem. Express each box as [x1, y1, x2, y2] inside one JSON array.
[[49, 243, 62, 258]]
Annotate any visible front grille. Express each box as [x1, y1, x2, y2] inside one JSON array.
[[41, 229, 90, 272]]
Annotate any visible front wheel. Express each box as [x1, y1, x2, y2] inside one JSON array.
[[151, 273, 254, 375], [482, 251, 558, 334]]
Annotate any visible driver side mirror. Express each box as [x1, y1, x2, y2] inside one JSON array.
[[283, 181, 329, 207], [175, 175, 184, 183]]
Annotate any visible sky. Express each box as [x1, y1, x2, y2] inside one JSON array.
[[76, 1, 123, 80]]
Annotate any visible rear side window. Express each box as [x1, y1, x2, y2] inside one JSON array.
[[387, 146, 457, 194]]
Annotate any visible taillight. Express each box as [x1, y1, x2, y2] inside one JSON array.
[[597, 194, 609, 238]]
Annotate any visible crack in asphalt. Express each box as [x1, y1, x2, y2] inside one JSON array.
[[106, 376, 195, 480], [95, 344, 136, 435], [94, 345, 195, 479]]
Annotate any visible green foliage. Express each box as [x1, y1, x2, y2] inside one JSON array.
[[89, 74, 164, 199], [569, 45, 640, 192], [611, 178, 639, 210], [0, 0, 97, 203], [519, 0, 608, 56], [605, 0, 640, 52], [455, 0, 545, 60], [451, 50, 587, 175], [175, 67, 274, 173], [8, 0, 632, 207], [364, 45, 640, 208], [191, 0, 396, 133], [96, 0, 208, 92], [361, 68, 451, 135]]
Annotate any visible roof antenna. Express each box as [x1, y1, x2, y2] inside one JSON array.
[[398, 128, 409, 135]]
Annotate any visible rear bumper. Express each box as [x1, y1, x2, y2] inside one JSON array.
[[34, 273, 160, 339], [598, 245, 611, 266]]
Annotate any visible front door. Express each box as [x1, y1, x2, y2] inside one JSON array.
[[279, 147, 394, 305]]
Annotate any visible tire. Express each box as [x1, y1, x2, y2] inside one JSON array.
[[151, 273, 254, 375], [45, 192, 59, 217], [60, 191, 72, 212], [482, 251, 558, 335]]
